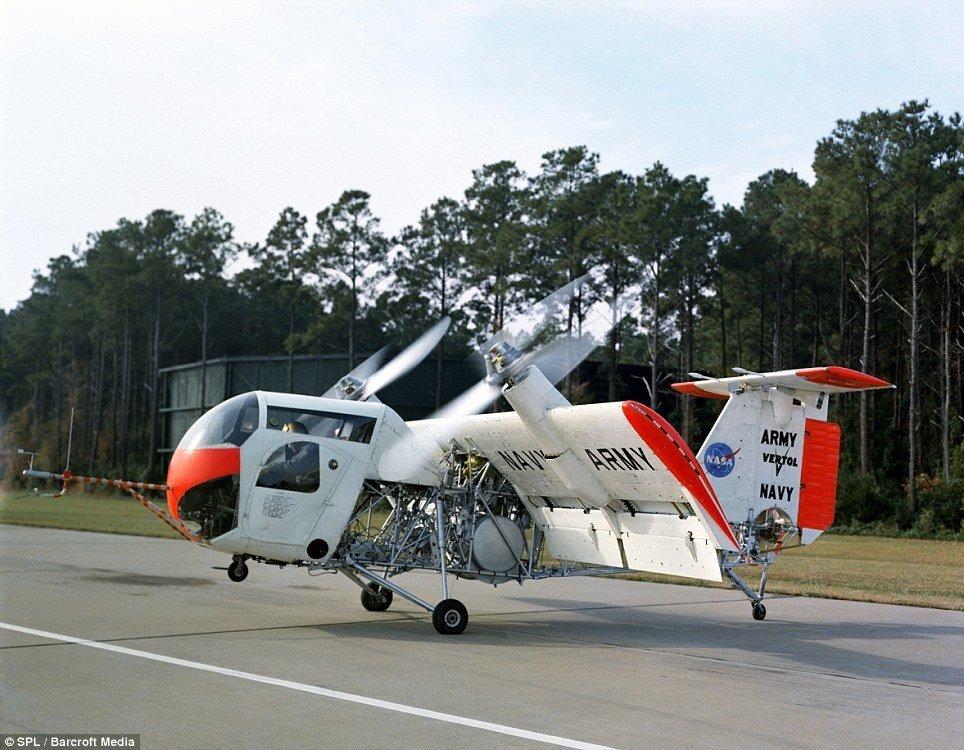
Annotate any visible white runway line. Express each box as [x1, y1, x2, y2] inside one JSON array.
[[0, 621, 618, 750]]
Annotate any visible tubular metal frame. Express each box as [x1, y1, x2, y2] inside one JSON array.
[[313, 451, 633, 608]]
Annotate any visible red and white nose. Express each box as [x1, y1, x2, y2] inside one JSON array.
[[165, 392, 259, 522], [166, 446, 240, 519]]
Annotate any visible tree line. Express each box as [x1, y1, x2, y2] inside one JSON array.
[[1, 100, 961, 534]]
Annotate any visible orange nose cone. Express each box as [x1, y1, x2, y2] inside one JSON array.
[[166, 446, 241, 518]]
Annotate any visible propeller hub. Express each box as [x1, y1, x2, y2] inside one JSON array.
[[487, 341, 523, 373], [335, 374, 365, 399]]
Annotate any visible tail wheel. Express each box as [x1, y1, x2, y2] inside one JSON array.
[[432, 598, 468, 635], [227, 557, 248, 583], [360, 584, 393, 612], [752, 602, 767, 621]]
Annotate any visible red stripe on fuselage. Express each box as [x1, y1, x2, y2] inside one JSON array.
[[622, 401, 739, 550], [166, 446, 240, 518]]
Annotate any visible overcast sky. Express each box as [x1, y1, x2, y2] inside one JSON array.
[[1, 0, 961, 311]]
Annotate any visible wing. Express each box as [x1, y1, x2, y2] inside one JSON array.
[[408, 400, 736, 581]]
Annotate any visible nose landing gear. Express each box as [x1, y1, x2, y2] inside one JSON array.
[[227, 556, 248, 582]]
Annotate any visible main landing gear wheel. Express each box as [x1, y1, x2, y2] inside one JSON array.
[[227, 557, 248, 582], [752, 602, 767, 621], [432, 598, 468, 635], [360, 584, 394, 612]]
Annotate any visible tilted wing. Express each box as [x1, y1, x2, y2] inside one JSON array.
[[404, 399, 738, 581]]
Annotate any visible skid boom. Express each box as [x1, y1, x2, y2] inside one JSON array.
[[21, 468, 197, 541]]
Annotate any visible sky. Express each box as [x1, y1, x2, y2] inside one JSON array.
[[1, 0, 961, 311]]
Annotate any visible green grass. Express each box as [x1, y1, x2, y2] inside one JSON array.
[[2, 490, 961, 609], [0, 489, 181, 538], [620, 535, 964, 611]]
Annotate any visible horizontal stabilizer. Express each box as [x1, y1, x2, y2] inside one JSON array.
[[672, 365, 892, 399]]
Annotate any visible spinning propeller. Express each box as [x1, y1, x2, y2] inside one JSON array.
[[377, 275, 615, 479], [431, 275, 611, 419], [324, 317, 451, 401]]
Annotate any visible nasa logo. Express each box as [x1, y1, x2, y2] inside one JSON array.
[[703, 442, 739, 478]]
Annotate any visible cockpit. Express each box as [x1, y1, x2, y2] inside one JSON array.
[[167, 392, 381, 543], [264, 406, 376, 443], [167, 393, 259, 539]]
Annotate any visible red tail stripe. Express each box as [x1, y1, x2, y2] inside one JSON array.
[[798, 419, 841, 530], [622, 401, 739, 549]]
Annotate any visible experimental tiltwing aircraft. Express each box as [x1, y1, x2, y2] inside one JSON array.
[[23, 278, 892, 634]]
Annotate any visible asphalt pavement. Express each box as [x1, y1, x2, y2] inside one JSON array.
[[1, 524, 961, 749]]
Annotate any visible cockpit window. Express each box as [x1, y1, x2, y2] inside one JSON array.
[[179, 393, 260, 450], [257, 441, 320, 493], [265, 407, 376, 444]]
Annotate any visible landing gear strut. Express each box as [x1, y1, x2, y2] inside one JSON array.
[[722, 562, 770, 620], [722, 507, 792, 621], [227, 556, 248, 582], [341, 559, 470, 635]]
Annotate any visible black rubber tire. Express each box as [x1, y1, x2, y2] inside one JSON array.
[[752, 602, 767, 621], [432, 598, 468, 635], [360, 584, 393, 612], [227, 558, 248, 582]]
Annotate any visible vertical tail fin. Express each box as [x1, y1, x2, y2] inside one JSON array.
[[672, 366, 893, 544]]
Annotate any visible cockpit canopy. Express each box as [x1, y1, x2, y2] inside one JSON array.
[[178, 392, 260, 450], [168, 392, 258, 540]]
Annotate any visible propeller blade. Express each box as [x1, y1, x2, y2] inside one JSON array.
[[428, 379, 502, 420], [428, 312, 608, 420], [322, 347, 390, 398], [480, 274, 589, 354], [521, 332, 599, 386], [360, 317, 451, 399], [424, 333, 598, 421], [429, 274, 613, 420]]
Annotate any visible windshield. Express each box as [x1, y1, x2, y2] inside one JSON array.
[[178, 393, 260, 450], [265, 406, 376, 444]]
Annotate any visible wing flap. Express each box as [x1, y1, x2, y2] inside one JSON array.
[[530, 505, 724, 581]]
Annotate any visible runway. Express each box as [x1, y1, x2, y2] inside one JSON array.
[[1, 525, 961, 749]]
